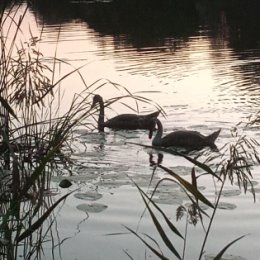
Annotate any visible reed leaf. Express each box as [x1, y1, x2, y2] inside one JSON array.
[[213, 235, 246, 260], [16, 190, 74, 242], [125, 142, 221, 181], [158, 165, 214, 209], [178, 152, 221, 181], [21, 145, 59, 194], [136, 185, 182, 259], [191, 167, 197, 190], [0, 95, 18, 120], [124, 225, 170, 260], [134, 182, 184, 239], [33, 62, 86, 105]]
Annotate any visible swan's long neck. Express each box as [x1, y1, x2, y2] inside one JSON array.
[[152, 119, 163, 146], [97, 98, 105, 132]]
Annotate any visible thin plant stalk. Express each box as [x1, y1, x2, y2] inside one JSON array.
[[198, 174, 226, 260]]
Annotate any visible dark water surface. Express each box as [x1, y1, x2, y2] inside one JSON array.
[[5, 1, 260, 259]]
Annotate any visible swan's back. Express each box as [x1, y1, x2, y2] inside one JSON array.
[[104, 112, 160, 130], [159, 129, 221, 150], [91, 93, 161, 132], [152, 119, 221, 150]]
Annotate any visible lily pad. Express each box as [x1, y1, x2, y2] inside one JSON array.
[[76, 203, 108, 213], [100, 180, 128, 186], [74, 192, 102, 201], [150, 188, 188, 205], [52, 173, 99, 183], [153, 196, 183, 205], [215, 189, 241, 197], [215, 202, 237, 210]]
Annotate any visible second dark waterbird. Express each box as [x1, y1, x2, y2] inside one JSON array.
[[152, 119, 221, 150]]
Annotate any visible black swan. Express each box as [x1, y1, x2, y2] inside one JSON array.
[[91, 95, 161, 137], [152, 119, 221, 150]]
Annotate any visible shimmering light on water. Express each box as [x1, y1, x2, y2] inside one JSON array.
[[7, 1, 260, 260]]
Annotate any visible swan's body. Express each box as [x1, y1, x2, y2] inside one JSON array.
[[152, 119, 221, 150], [91, 95, 160, 136]]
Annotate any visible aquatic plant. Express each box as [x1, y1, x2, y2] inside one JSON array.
[[126, 129, 258, 260], [0, 3, 79, 259], [0, 3, 163, 259]]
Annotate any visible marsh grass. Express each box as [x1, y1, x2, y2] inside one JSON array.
[[0, 3, 81, 259], [0, 3, 164, 259], [126, 130, 258, 260]]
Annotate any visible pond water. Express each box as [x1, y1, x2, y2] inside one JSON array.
[[6, 1, 260, 260]]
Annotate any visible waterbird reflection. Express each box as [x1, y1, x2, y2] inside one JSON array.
[[149, 152, 163, 166]]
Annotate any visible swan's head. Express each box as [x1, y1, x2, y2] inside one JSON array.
[[91, 94, 103, 109]]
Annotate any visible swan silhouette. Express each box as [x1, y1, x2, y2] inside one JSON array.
[[91, 95, 160, 137], [152, 119, 221, 150]]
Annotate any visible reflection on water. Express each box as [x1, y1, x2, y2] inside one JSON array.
[[4, 1, 260, 260], [24, 0, 260, 118]]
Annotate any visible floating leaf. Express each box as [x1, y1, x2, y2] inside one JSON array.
[[76, 203, 107, 213], [153, 196, 183, 205], [74, 192, 102, 201], [215, 202, 237, 210], [215, 190, 241, 197]]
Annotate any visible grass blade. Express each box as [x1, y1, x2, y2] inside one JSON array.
[[134, 182, 184, 239], [213, 235, 247, 260], [158, 165, 214, 208], [124, 225, 170, 260], [178, 153, 222, 181], [0, 96, 18, 120], [16, 190, 75, 242], [137, 187, 182, 259]]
